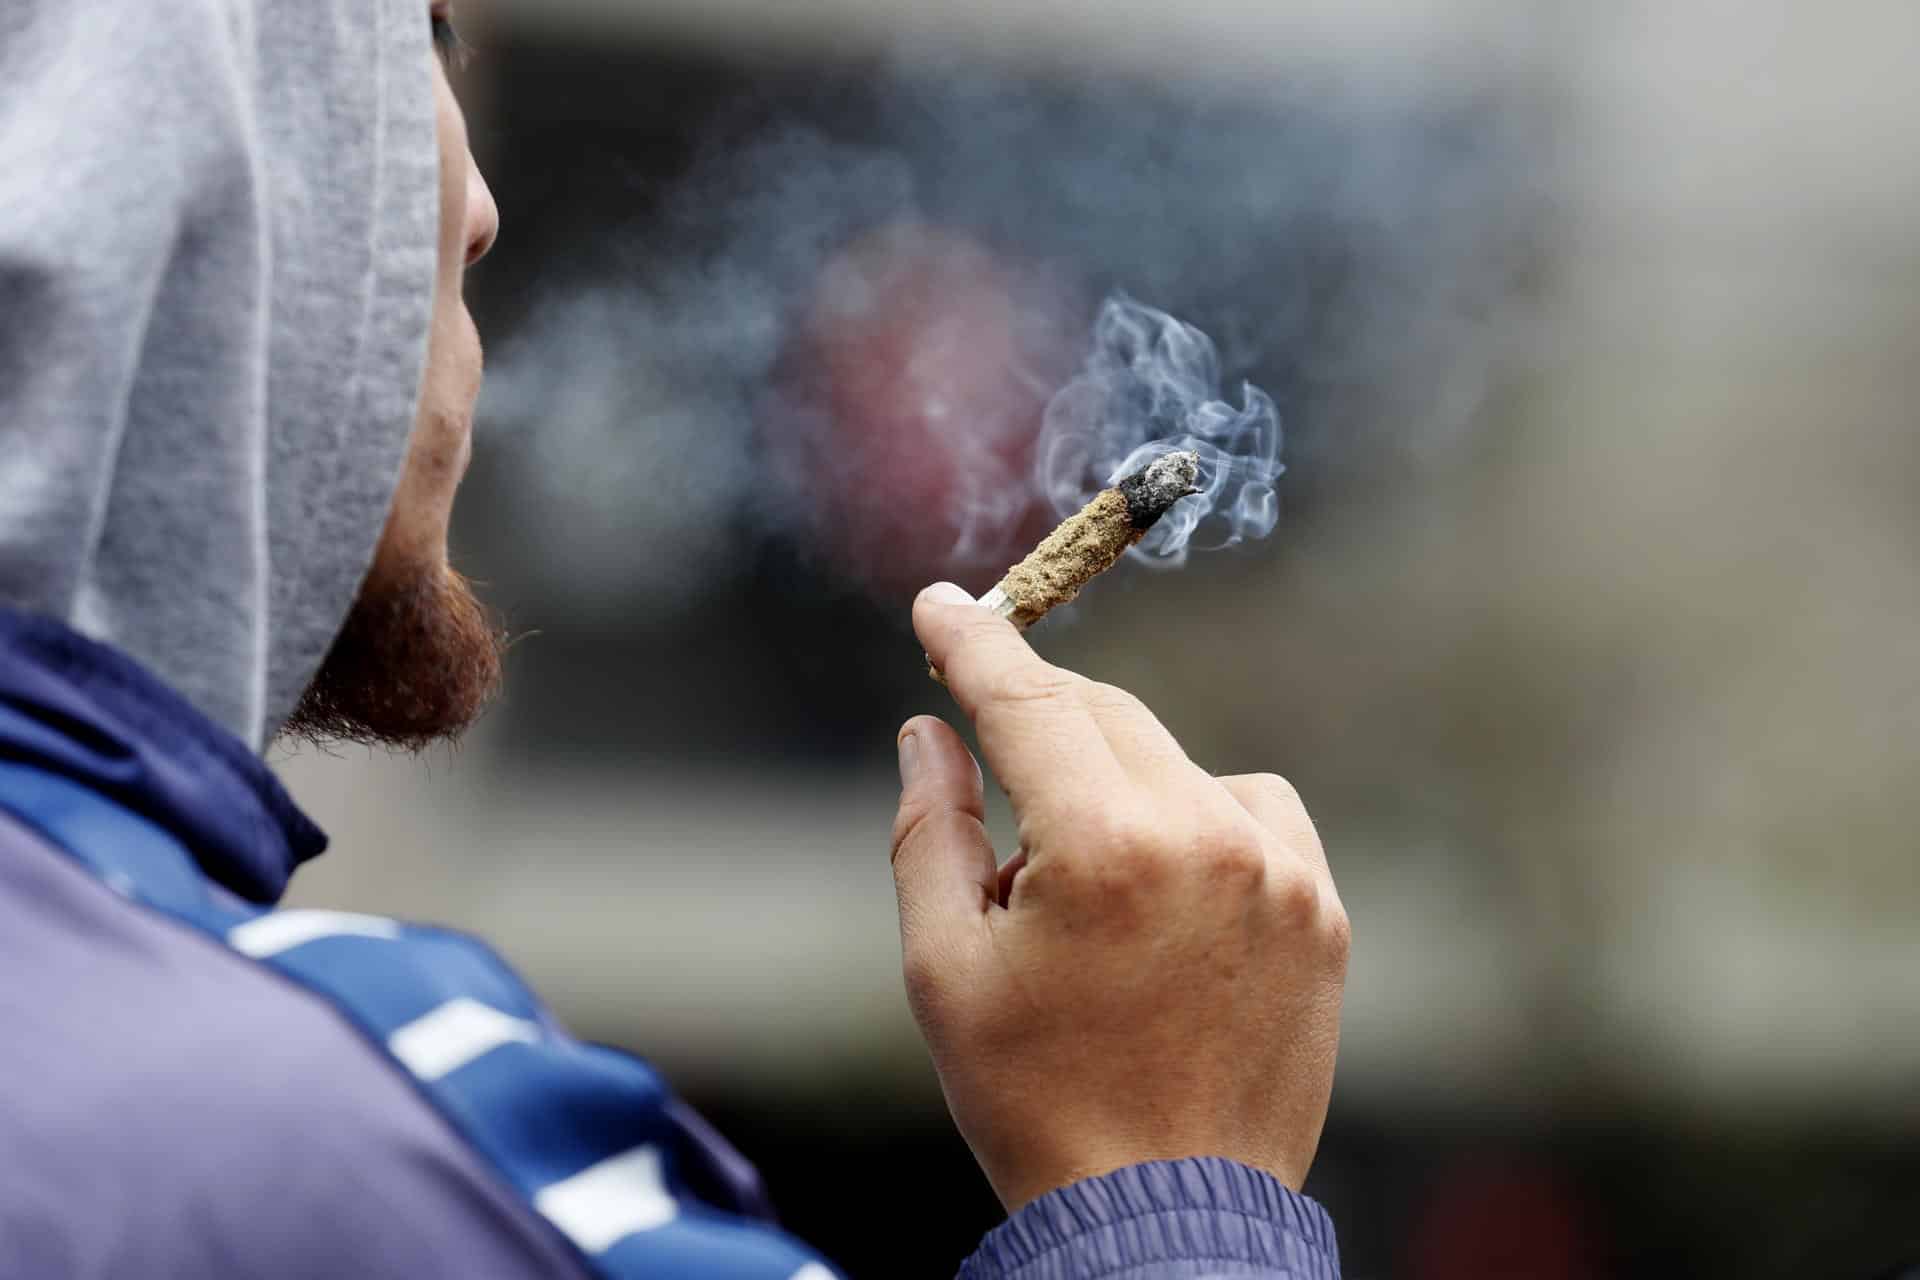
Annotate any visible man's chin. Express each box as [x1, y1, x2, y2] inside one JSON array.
[[281, 561, 505, 751]]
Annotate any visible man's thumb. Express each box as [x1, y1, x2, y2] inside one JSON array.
[[890, 715, 997, 986]]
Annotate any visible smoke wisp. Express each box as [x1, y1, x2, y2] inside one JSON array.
[[1040, 296, 1282, 567]]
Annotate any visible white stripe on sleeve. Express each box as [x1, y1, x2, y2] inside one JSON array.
[[227, 909, 400, 957], [534, 1145, 678, 1253], [387, 997, 541, 1081]]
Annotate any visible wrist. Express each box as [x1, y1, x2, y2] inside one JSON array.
[[986, 1133, 1312, 1213]]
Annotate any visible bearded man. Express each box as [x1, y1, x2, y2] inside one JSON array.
[[0, 2, 1350, 1276]]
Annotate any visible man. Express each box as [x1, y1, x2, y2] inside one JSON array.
[[0, 1, 1350, 1276]]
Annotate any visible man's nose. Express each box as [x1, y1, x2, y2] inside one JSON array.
[[466, 161, 499, 266]]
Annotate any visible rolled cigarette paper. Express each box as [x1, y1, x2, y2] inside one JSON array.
[[927, 450, 1201, 682]]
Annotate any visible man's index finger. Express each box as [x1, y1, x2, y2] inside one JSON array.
[[912, 588, 1124, 815]]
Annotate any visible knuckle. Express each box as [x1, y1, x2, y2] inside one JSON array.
[[888, 800, 931, 866], [1081, 680, 1147, 720], [902, 945, 997, 1046], [1322, 897, 1354, 965], [980, 661, 1082, 709], [1087, 807, 1158, 869], [899, 947, 949, 1022], [1028, 809, 1157, 898], [1247, 772, 1302, 810], [1268, 869, 1351, 963], [898, 955, 944, 1028], [1269, 865, 1323, 927], [900, 950, 937, 1002], [1044, 800, 1143, 861], [1192, 825, 1267, 889]]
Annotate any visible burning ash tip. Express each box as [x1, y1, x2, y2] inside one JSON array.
[[1116, 450, 1204, 531], [1143, 449, 1204, 496]]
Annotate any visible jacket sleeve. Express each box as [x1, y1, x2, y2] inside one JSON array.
[[956, 1158, 1339, 1280]]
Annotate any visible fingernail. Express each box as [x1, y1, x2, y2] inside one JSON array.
[[918, 581, 975, 607], [897, 731, 921, 786]]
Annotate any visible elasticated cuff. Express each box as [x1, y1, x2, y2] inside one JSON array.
[[958, 1157, 1340, 1280]]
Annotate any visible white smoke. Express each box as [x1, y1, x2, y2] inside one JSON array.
[[472, 51, 1540, 606], [1039, 296, 1283, 568]]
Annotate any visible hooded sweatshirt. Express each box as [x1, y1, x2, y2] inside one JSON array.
[[0, 0, 435, 748], [0, 2, 1343, 1277]]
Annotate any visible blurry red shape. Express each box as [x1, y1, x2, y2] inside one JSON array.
[[1406, 1158, 1606, 1280], [766, 222, 1081, 595]]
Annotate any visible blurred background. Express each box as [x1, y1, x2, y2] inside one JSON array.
[[277, 0, 1920, 1274]]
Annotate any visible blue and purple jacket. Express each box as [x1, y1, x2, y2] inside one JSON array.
[[0, 605, 1341, 1279]]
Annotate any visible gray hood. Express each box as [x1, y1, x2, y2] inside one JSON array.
[[0, 0, 439, 750]]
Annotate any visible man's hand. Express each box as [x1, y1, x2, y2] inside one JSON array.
[[890, 582, 1349, 1213]]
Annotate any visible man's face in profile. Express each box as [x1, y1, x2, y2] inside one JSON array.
[[284, 3, 504, 751]]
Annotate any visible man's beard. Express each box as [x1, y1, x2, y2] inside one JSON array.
[[282, 563, 505, 751]]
